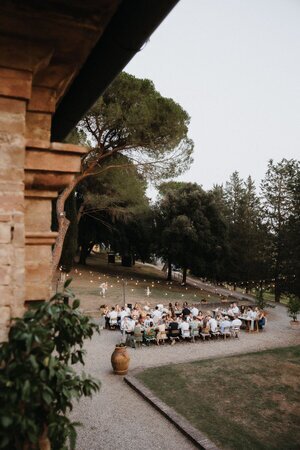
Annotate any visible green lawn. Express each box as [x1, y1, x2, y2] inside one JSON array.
[[65, 253, 226, 310], [137, 346, 300, 450]]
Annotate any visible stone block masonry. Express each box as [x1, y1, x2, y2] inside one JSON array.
[[0, 0, 120, 340]]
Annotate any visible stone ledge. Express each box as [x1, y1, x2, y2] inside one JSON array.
[[50, 142, 87, 154], [25, 231, 58, 245], [25, 189, 58, 199], [124, 371, 221, 450]]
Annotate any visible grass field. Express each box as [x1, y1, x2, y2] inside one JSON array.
[[137, 346, 300, 450], [58, 253, 228, 311]]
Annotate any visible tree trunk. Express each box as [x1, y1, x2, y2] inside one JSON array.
[[38, 426, 51, 450], [52, 213, 70, 273], [167, 260, 172, 281], [52, 182, 78, 276], [79, 243, 93, 265], [274, 275, 281, 302], [274, 240, 281, 302], [182, 267, 187, 285]]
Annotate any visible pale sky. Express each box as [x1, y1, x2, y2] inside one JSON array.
[[125, 0, 300, 192]]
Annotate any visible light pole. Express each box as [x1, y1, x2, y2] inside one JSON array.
[[122, 280, 126, 306]]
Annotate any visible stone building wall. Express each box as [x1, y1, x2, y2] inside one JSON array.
[[0, 0, 121, 341], [0, 81, 28, 341], [0, 65, 87, 341]]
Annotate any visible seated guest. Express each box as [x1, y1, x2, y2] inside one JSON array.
[[220, 316, 232, 333], [174, 302, 182, 316], [144, 321, 156, 344], [215, 313, 223, 324], [190, 305, 199, 317], [100, 304, 108, 316], [231, 315, 242, 328], [133, 321, 144, 347], [168, 318, 179, 345], [168, 302, 175, 317], [119, 306, 129, 322], [144, 314, 152, 328], [156, 319, 167, 345], [179, 317, 190, 337], [258, 311, 266, 330], [208, 315, 218, 333], [190, 316, 200, 338], [131, 308, 140, 321], [124, 304, 131, 315], [254, 306, 260, 316], [152, 306, 162, 321], [164, 314, 172, 326], [232, 303, 240, 315], [120, 316, 135, 337], [107, 307, 118, 327], [246, 307, 254, 318], [227, 304, 234, 317], [197, 310, 204, 320], [249, 307, 258, 319], [182, 302, 191, 318], [201, 318, 210, 334]]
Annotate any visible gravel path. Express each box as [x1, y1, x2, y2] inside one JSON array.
[[71, 303, 300, 450]]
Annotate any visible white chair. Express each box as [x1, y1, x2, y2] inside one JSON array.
[[181, 328, 191, 341], [231, 326, 240, 338], [221, 326, 231, 339], [109, 318, 118, 329]]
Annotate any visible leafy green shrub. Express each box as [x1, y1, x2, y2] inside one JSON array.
[[0, 280, 100, 450], [287, 294, 300, 322]]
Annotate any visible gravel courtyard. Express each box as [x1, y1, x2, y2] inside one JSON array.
[[71, 303, 300, 450]]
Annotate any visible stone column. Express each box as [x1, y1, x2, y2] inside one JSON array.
[[24, 136, 87, 303], [0, 47, 87, 339], [0, 68, 31, 340]]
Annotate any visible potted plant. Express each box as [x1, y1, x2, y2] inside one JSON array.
[[287, 294, 300, 328], [111, 342, 130, 375]]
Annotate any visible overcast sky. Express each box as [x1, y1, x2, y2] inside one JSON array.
[[125, 0, 300, 192]]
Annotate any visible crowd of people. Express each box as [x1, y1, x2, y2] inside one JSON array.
[[99, 301, 266, 347]]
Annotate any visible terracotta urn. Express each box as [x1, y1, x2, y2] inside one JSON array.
[[111, 345, 130, 375]]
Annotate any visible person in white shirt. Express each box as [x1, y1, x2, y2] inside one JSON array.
[[124, 304, 131, 315], [208, 316, 218, 333], [179, 318, 190, 337], [108, 307, 118, 321], [220, 316, 232, 333], [190, 306, 199, 317], [119, 307, 128, 322], [232, 303, 240, 315], [144, 314, 152, 328], [120, 316, 135, 334], [107, 307, 118, 327], [231, 316, 242, 328], [249, 308, 257, 319], [231, 316, 242, 337], [152, 306, 162, 320], [100, 282, 108, 297]]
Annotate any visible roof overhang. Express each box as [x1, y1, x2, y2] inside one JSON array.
[[51, 0, 180, 141]]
